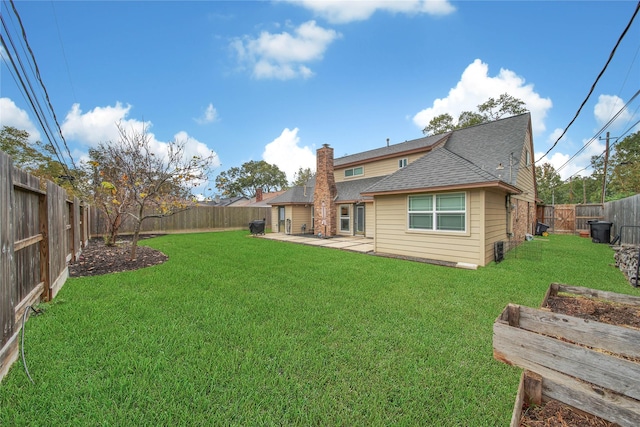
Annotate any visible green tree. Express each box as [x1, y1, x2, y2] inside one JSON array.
[[0, 125, 76, 192], [535, 162, 563, 205], [291, 167, 315, 186], [215, 160, 288, 198], [477, 93, 527, 121], [607, 131, 640, 200], [422, 93, 528, 135], [83, 122, 217, 259]]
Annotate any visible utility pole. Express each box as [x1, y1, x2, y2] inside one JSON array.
[[601, 132, 610, 204], [569, 176, 573, 203], [583, 176, 586, 204]]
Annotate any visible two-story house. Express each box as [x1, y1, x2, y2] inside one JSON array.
[[268, 113, 537, 267]]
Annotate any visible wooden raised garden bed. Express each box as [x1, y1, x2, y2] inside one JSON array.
[[493, 283, 640, 427]]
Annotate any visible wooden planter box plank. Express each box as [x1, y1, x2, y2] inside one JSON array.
[[509, 369, 640, 427], [494, 303, 640, 427], [542, 282, 640, 307]]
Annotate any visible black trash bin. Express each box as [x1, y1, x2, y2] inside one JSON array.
[[249, 219, 265, 235], [588, 220, 612, 244], [535, 221, 550, 236]]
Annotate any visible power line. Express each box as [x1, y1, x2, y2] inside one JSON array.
[[0, 18, 71, 176], [8, 0, 79, 173], [564, 117, 640, 182], [555, 89, 640, 174], [535, 1, 640, 163]]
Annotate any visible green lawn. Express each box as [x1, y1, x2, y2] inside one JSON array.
[[0, 232, 635, 426]]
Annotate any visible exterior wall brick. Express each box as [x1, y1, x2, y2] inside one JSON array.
[[511, 198, 535, 241], [313, 144, 337, 236]]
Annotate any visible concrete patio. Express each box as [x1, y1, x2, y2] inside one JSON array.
[[257, 233, 374, 254]]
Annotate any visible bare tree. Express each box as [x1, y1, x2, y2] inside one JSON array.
[[87, 123, 217, 259]]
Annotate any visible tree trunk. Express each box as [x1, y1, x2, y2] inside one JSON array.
[[130, 220, 140, 260], [106, 213, 121, 246], [129, 204, 145, 260]]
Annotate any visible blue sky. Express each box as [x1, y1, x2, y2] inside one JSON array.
[[1, 1, 639, 197]]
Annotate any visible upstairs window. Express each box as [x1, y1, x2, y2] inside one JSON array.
[[408, 193, 466, 232], [398, 158, 408, 169], [344, 166, 363, 178]]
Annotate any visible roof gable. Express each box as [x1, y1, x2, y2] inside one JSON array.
[[363, 113, 531, 195], [443, 113, 530, 187]]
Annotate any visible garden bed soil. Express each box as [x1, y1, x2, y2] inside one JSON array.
[[544, 293, 640, 329], [69, 235, 168, 277], [522, 400, 619, 426]]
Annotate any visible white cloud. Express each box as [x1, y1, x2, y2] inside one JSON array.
[[593, 94, 633, 130], [61, 102, 140, 146], [195, 103, 219, 124], [232, 20, 341, 80], [282, 0, 455, 23], [0, 97, 41, 142], [412, 59, 553, 136], [262, 128, 316, 182], [61, 102, 220, 184], [535, 129, 605, 180]]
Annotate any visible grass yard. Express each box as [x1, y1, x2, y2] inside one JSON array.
[[0, 231, 635, 426]]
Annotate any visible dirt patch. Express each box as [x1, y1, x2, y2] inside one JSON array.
[[545, 294, 640, 329], [521, 400, 618, 426], [69, 235, 168, 277]]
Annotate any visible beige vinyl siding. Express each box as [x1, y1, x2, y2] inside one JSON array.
[[291, 205, 312, 234], [484, 190, 509, 265], [270, 206, 279, 231], [365, 201, 375, 239], [374, 191, 483, 266], [334, 153, 425, 183], [513, 130, 536, 204]]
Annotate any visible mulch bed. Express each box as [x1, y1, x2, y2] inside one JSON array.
[[69, 235, 168, 277], [545, 294, 640, 330], [518, 294, 635, 427], [521, 400, 618, 426]]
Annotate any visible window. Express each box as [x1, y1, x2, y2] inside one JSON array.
[[398, 158, 408, 169], [344, 166, 363, 178], [525, 150, 531, 166], [340, 205, 350, 232], [408, 193, 466, 232]]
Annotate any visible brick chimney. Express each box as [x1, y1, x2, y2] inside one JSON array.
[[314, 144, 337, 236], [256, 188, 263, 202]]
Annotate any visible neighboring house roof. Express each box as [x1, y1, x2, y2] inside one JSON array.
[[334, 133, 447, 167], [201, 195, 248, 207], [243, 190, 287, 207]]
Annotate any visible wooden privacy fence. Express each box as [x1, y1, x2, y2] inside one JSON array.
[[89, 205, 271, 237], [1, 151, 89, 383], [605, 194, 640, 245], [536, 204, 604, 234]]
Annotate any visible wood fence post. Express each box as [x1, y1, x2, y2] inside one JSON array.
[[39, 178, 50, 302], [0, 152, 17, 378]]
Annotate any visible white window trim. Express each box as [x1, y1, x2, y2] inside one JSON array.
[[407, 192, 468, 233], [344, 166, 364, 178], [398, 158, 408, 169]]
